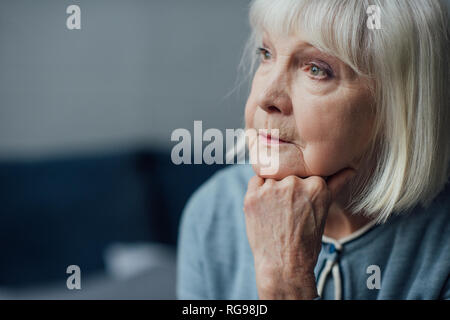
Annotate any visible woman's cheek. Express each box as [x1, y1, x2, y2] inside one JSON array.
[[293, 110, 354, 176], [294, 105, 332, 146], [302, 143, 348, 176], [299, 115, 369, 176]]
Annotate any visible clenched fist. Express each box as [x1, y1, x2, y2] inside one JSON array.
[[243, 169, 356, 299]]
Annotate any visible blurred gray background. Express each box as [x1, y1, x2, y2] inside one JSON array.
[[0, 0, 251, 160], [0, 0, 252, 299]]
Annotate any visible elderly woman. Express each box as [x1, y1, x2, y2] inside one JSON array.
[[177, 0, 450, 300]]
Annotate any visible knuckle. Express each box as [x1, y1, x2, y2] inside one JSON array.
[[306, 176, 327, 192], [281, 175, 298, 188], [243, 192, 258, 212], [261, 178, 274, 191], [247, 176, 259, 189], [286, 175, 297, 184]]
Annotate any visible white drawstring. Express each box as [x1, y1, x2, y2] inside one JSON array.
[[331, 263, 342, 300], [317, 259, 333, 297], [317, 259, 342, 300], [317, 219, 378, 299]]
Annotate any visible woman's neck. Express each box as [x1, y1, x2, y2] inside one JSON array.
[[323, 202, 373, 240]]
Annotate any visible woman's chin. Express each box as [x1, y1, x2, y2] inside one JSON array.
[[248, 143, 313, 180], [251, 162, 309, 180]]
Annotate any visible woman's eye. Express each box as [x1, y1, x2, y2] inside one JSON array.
[[309, 64, 327, 78], [257, 47, 272, 61], [308, 63, 329, 79]]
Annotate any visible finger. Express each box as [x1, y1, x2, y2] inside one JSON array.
[[327, 168, 356, 200], [263, 178, 275, 187], [247, 175, 265, 192]]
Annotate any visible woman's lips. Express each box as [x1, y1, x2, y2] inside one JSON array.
[[258, 132, 289, 145]]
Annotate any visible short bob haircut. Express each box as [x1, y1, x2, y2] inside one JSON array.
[[241, 0, 449, 223]]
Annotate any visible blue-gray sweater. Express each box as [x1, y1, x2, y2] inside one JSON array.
[[176, 164, 450, 299]]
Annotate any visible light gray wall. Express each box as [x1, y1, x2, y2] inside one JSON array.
[[0, 0, 251, 159]]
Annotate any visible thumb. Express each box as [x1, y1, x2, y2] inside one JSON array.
[[326, 168, 357, 201]]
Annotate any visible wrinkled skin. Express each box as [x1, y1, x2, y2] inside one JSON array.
[[243, 31, 375, 299]]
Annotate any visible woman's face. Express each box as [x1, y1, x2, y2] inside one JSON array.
[[245, 31, 376, 179]]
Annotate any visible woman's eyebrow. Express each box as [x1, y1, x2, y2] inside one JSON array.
[[260, 33, 342, 66], [294, 44, 330, 57], [295, 46, 340, 65], [261, 36, 273, 49]]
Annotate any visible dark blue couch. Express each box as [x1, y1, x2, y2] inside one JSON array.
[[0, 150, 224, 288]]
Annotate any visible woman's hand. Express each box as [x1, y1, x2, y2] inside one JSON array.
[[243, 169, 356, 299]]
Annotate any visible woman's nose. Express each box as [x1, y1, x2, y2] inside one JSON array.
[[257, 89, 293, 115], [256, 67, 293, 115]]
